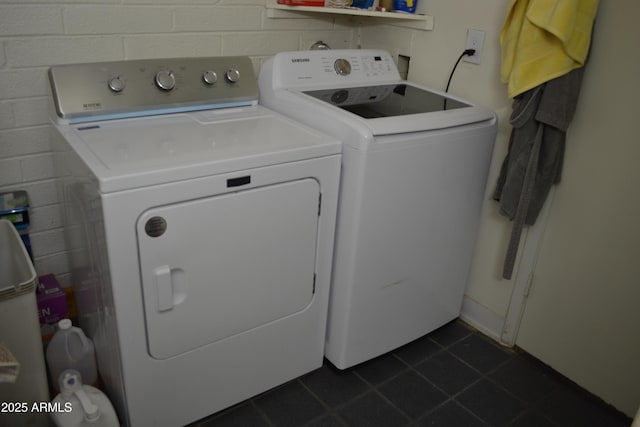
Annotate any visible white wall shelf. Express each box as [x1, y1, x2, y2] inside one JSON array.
[[266, 3, 434, 31]]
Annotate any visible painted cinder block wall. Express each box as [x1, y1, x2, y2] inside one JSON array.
[[0, 0, 355, 285]]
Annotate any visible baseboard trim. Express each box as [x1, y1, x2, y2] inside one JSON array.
[[459, 296, 508, 346]]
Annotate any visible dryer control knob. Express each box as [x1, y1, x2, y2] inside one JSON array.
[[225, 68, 241, 83], [203, 70, 218, 85], [334, 58, 352, 76], [155, 70, 176, 91], [108, 76, 125, 93]]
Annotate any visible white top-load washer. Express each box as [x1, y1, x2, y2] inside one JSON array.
[[49, 56, 341, 426], [259, 49, 497, 369]]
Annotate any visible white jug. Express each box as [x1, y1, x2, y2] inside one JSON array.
[[50, 370, 119, 427], [46, 319, 98, 393]]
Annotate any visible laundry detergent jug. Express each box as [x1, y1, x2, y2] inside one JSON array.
[[50, 370, 119, 427]]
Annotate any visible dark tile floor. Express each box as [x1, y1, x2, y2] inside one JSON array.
[[191, 320, 632, 427]]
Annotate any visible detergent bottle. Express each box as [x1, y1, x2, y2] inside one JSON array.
[[50, 369, 119, 427]]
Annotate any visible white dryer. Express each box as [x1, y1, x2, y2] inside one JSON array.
[[259, 49, 497, 369], [49, 56, 340, 426]]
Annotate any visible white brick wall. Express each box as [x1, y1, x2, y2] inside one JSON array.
[[0, 6, 64, 36], [0, 0, 355, 286]]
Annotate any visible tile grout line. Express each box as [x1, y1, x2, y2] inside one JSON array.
[[392, 342, 489, 426], [350, 367, 415, 425], [248, 398, 278, 427], [295, 376, 351, 427], [442, 338, 529, 426]]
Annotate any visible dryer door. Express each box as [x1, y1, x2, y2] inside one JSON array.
[[137, 178, 320, 360]]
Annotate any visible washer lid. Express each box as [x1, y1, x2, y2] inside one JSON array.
[[290, 84, 495, 137], [303, 84, 470, 118], [55, 106, 340, 193]]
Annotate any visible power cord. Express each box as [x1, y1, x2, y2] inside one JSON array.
[[444, 48, 476, 109]]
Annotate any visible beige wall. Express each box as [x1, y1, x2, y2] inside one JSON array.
[[516, 0, 640, 417]]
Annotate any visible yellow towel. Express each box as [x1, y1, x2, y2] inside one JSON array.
[[500, 0, 598, 98]]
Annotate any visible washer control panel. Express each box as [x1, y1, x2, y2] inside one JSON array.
[[49, 56, 257, 122], [271, 49, 400, 91]]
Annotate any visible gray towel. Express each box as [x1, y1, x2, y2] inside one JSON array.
[[494, 66, 585, 279]]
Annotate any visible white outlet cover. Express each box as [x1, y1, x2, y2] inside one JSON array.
[[464, 29, 485, 65]]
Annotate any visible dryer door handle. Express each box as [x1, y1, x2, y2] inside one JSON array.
[[154, 265, 174, 312]]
